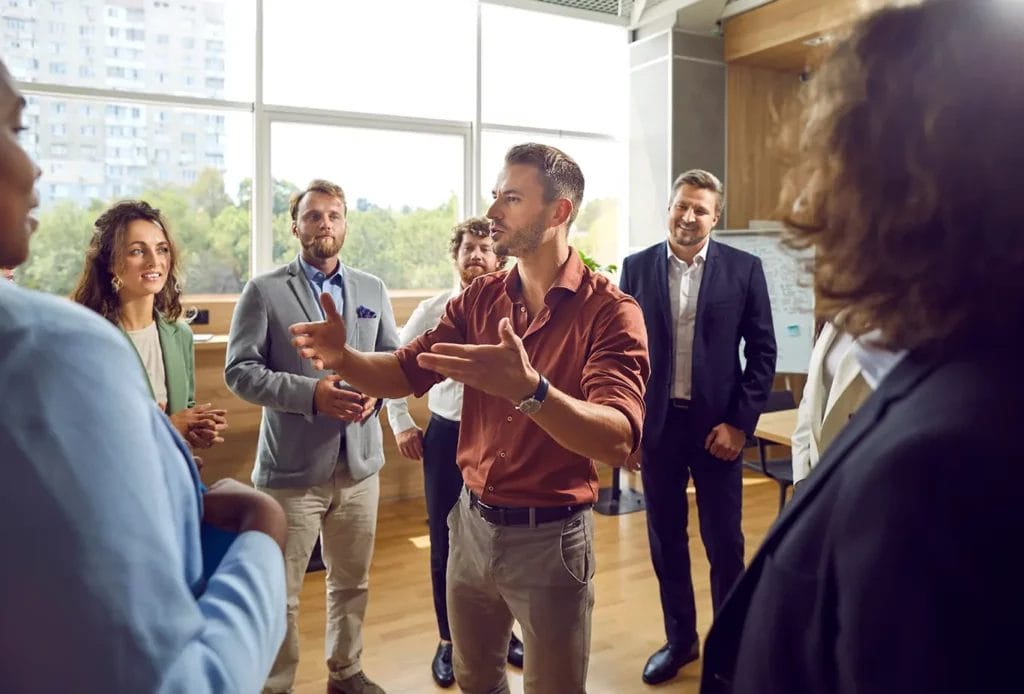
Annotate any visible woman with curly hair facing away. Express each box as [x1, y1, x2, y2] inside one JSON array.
[[701, 1, 1024, 692]]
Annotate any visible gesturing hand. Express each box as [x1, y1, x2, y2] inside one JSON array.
[[705, 422, 746, 461], [291, 292, 348, 372], [314, 375, 368, 422], [415, 317, 538, 403]]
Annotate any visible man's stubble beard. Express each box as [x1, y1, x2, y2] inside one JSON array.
[[494, 219, 545, 259]]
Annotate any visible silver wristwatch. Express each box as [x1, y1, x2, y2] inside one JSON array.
[[515, 374, 549, 415]]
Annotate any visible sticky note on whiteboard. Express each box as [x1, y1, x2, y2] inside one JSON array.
[[786, 324, 801, 337]]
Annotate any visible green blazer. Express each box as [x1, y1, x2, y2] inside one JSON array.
[[122, 316, 196, 414]]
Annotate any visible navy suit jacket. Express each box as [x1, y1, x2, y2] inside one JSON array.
[[700, 336, 1023, 693], [619, 239, 777, 446]]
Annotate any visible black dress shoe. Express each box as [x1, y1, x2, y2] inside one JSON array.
[[642, 640, 699, 685], [431, 641, 455, 688], [506, 632, 524, 669]]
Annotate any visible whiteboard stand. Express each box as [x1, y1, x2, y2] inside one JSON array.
[[595, 468, 646, 516]]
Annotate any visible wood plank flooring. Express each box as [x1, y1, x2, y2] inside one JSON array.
[[289, 474, 780, 694]]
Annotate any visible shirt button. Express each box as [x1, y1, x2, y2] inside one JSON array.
[[499, 451, 507, 458], [506, 416, 513, 422], [487, 485, 494, 492], [520, 306, 526, 313]]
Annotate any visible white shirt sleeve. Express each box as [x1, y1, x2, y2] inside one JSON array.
[[791, 385, 814, 483], [385, 290, 453, 433]]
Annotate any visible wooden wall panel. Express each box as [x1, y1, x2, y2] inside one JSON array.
[[724, 0, 895, 70], [725, 64, 802, 229]]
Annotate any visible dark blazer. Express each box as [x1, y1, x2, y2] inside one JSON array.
[[701, 337, 1023, 694], [619, 239, 776, 443]]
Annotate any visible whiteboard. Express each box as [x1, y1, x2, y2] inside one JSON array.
[[716, 228, 815, 374]]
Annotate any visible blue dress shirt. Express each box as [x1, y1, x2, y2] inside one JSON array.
[[298, 254, 345, 319], [0, 281, 286, 693]]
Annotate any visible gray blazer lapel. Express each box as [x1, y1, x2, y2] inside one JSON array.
[[340, 262, 358, 345], [285, 258, 320, 323]]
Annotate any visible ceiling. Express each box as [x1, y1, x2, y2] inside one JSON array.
[[526, 0, 746, 31]]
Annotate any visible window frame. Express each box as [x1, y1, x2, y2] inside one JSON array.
[[13, 0, 627, 288]]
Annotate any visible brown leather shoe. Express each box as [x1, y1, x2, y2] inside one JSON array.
[[326, 670, 386, 694]]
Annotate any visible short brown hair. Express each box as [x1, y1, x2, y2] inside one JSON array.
[[72, 200, 184, 324], [504, 143, 585, 229], [448, 216, 508, 269], [671, 169, 724, 216], [289, 179, 347, 221], [780, 0, 1024, 350]]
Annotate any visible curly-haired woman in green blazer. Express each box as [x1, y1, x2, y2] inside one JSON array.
[[73, 200, 227, 451]]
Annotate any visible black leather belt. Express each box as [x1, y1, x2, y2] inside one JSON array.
[[429, 413, 460, 429], [467, 488, 590, 527], [670, 398, 691, 409]]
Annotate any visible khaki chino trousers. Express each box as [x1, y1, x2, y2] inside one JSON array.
[[447, 487, 595, 694]]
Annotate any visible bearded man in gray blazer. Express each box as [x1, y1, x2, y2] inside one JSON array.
[[226, 179, 399, 694]]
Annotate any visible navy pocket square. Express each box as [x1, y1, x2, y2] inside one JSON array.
[[356, 305, 377, 319]]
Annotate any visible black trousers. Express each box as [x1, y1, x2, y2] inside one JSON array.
[[422, 413, 464, 641], [641, 405, 745, 648]]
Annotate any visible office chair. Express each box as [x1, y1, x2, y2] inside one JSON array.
[[743, 390, 796, 516]]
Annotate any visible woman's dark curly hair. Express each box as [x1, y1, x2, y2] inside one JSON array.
[[780, 0, 1024, 350], [71, 200, 184, 323]]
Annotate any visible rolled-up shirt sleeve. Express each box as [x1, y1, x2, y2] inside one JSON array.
[[580, 295, 650, 453]]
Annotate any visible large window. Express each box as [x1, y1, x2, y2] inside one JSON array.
[[8, 1, 628, 295], [5, 0, 255, 100], [270, 123, 465, 289], [480, 3, 627, 135], [16, 94, 252, 294], [263, 0, 476, 120]]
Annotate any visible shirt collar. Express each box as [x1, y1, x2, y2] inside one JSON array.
[[852, 330, 909, 389], [666, 237, 711, 267], [297, 254, 343, 285], [502, 248, 586, 303]]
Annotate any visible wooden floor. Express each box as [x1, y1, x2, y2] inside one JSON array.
[[290, 474, 781, 694]]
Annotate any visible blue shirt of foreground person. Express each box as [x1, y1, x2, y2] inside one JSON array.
[[0, 280, 287, 693]]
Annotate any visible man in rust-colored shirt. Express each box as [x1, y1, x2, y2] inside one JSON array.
[[290, 143, 649, 693]]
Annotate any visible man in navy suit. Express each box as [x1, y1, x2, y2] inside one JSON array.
[[702, 2, 1024, 692], [619, 169, 776, 685]]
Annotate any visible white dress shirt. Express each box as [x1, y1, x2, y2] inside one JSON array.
[[667, 239, 710, 400], [386, 287, 464, 433], [852, 330, 908, 389]]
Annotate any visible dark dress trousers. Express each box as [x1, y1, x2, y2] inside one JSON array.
[[701, 335, 1024, 693], [619, 239, 776, 648]]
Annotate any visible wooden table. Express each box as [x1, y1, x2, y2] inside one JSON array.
[[754, 408, 799, 446]]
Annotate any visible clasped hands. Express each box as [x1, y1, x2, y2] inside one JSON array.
[[168, 403, 228, 450]]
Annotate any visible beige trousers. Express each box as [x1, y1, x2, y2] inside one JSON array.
[[447, 488, 595, 694], [259, 465, 380, 693]]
